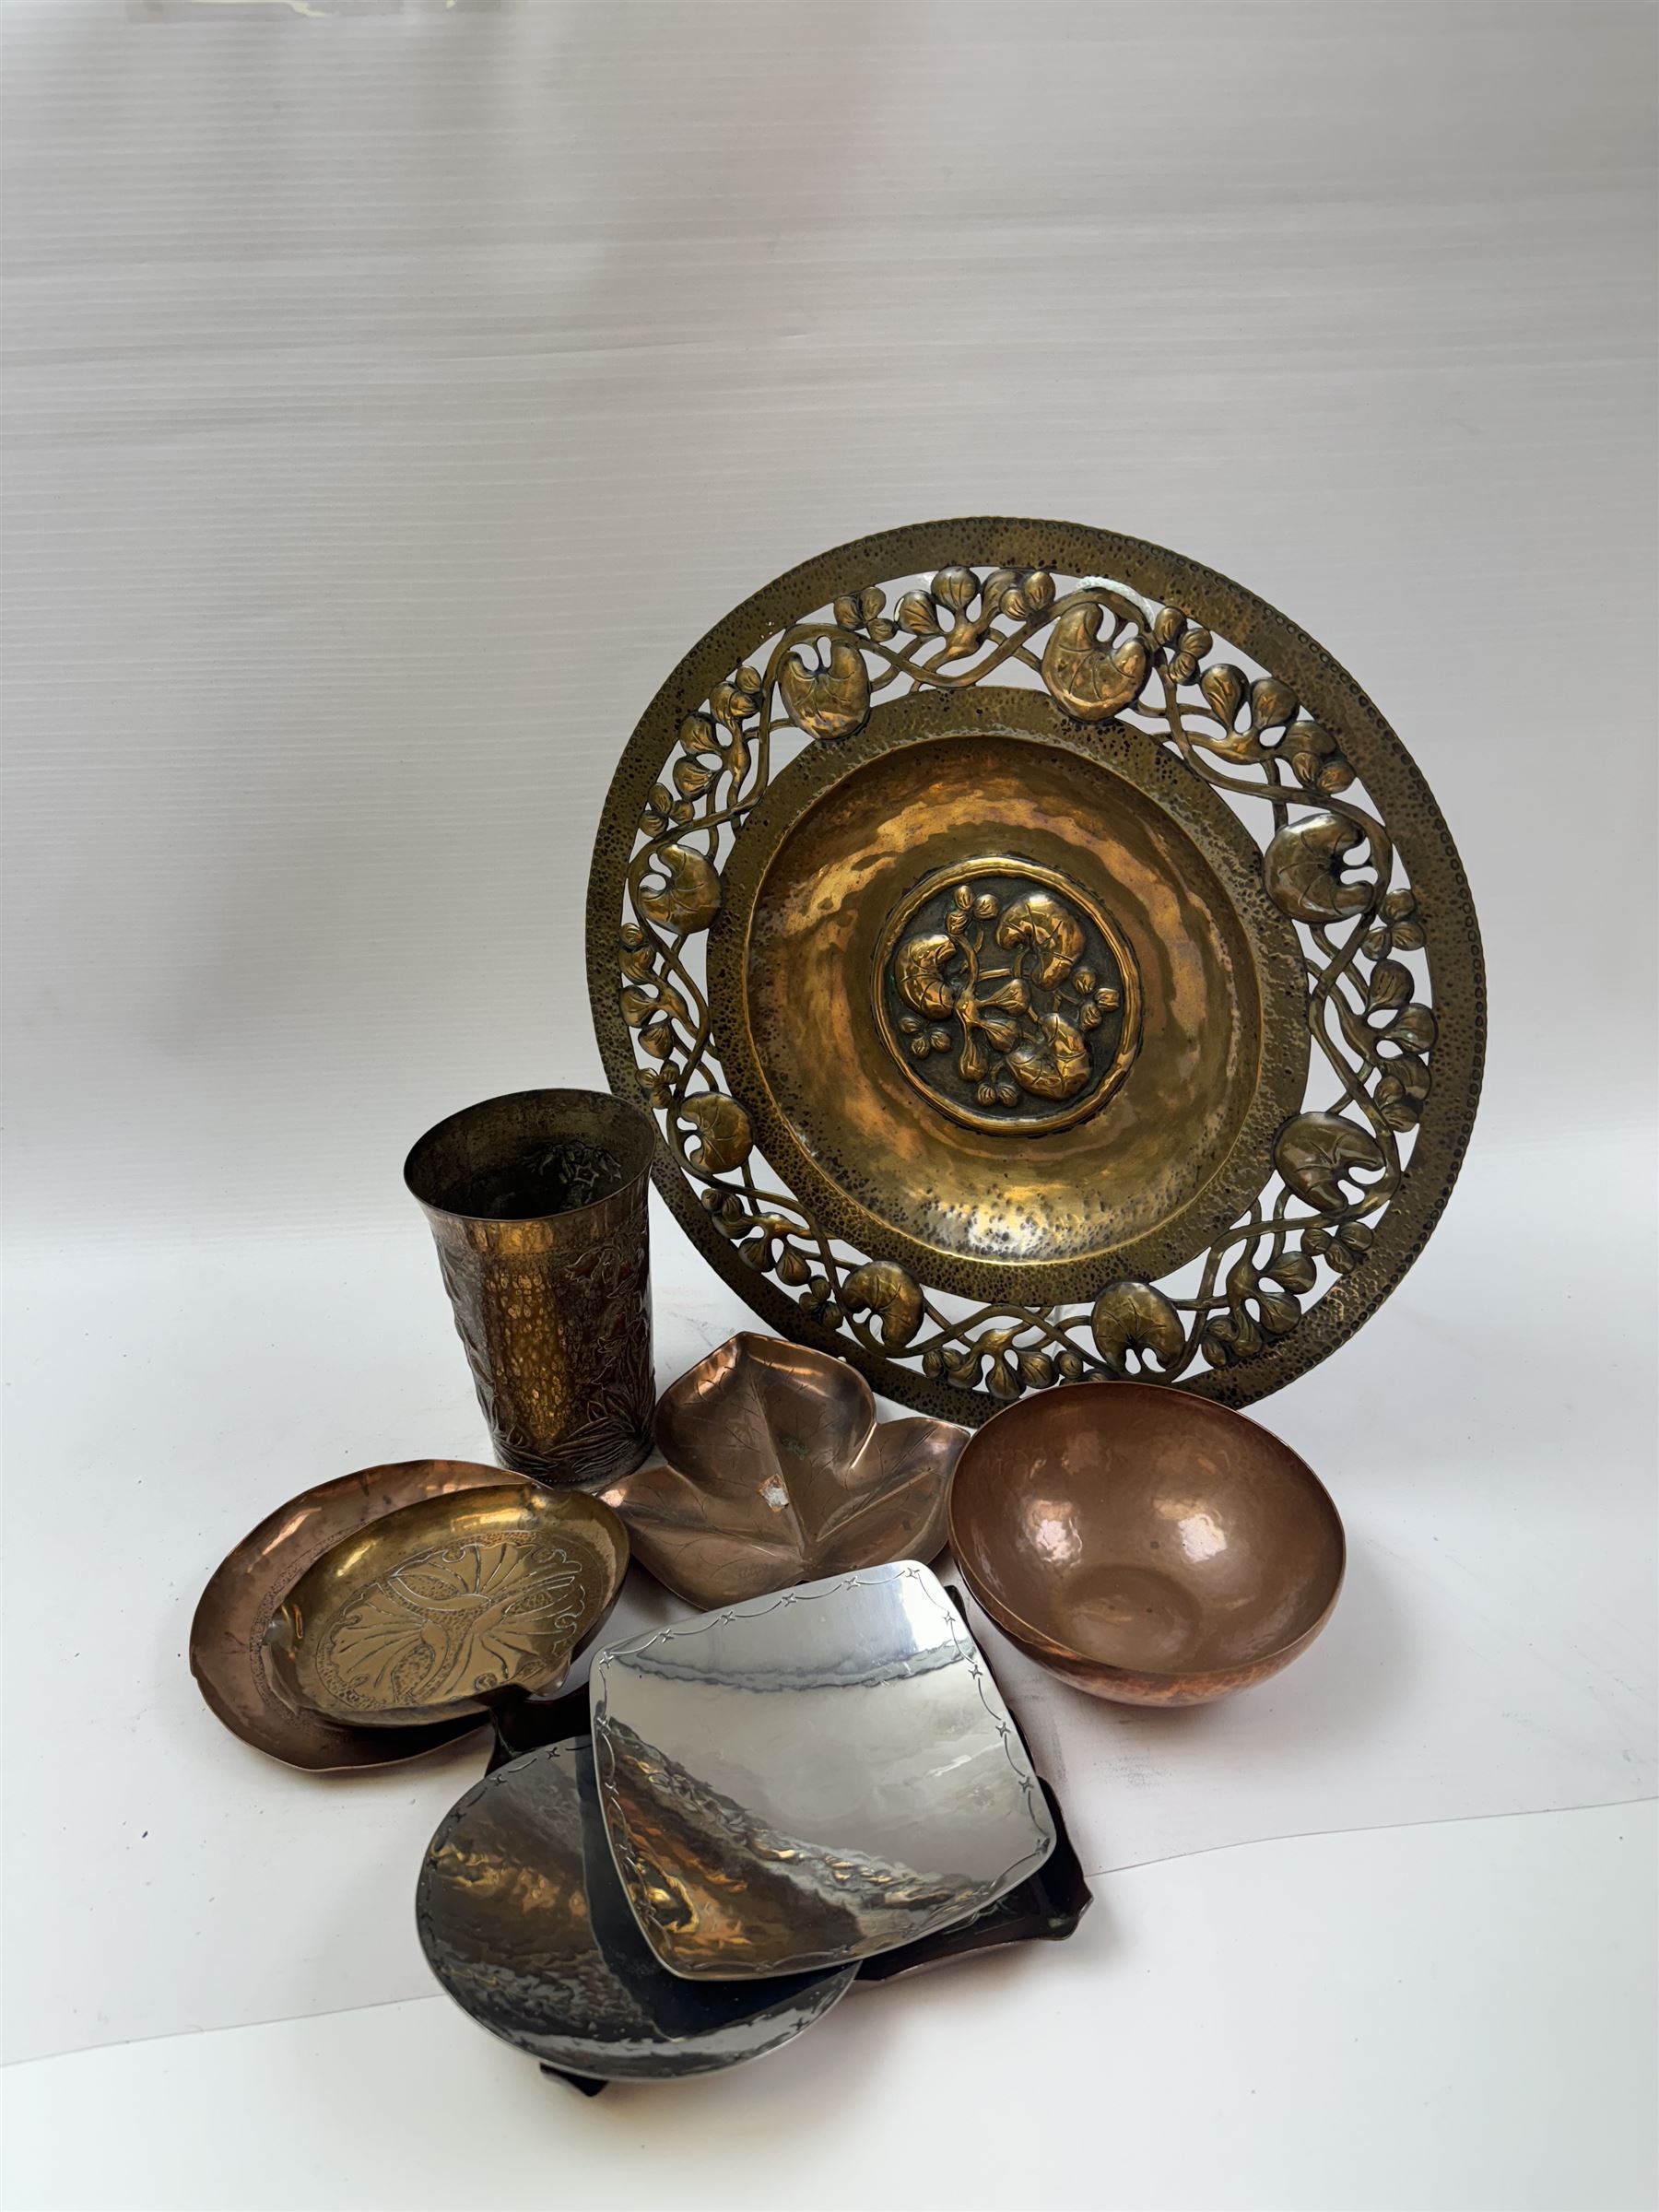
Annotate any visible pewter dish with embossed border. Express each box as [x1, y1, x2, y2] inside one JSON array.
[[482, 1632, 1094, 1994], [417, 1738, 856, 2081], [592, 1559, 1056, 1979], [266, 1483, 628, 1727], [191, 1458, 516, 1771], [588, 519, 1483, 1425], [596, 1333, 966, 1609]]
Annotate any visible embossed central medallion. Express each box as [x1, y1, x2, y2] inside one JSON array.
[[873, 858, 1142, 1135]]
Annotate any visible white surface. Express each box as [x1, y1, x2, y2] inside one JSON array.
[[6, 1805, 1656, 2212], [3, 0, 1655, 2201]]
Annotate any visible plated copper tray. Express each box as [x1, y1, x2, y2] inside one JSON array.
[[588, 521, 1484, 1422]]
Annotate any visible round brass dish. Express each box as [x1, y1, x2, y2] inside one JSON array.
[[190, 1459, 512, 1771], [588, 519, 1484, 1422], [948, 1381, 1345, 1705], [265, 1484, 628, 1727]]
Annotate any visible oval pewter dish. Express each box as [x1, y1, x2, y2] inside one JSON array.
[[417, 1739, 856, 2081]]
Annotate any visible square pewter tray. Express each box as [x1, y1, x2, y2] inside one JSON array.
[[591, 1560, 1058, 1980]]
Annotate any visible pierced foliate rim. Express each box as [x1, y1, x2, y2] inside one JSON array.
[[585, 519, 1485, 1424]]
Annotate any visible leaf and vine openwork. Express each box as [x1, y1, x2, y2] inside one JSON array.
[[588, 524, 1482, 1421]]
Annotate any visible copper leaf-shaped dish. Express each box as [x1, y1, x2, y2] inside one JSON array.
[[597, 1334, 965, 1609]]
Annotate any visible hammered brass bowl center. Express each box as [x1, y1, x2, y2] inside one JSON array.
[[717, 689, 1309, 1292], [266, 1484, 628, 1727], [948, 1381, 1344, 1705]]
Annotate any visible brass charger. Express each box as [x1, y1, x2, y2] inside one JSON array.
[[588, 520, 1483, 1424]]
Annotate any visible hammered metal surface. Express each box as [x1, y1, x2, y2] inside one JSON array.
[[712, 693, 1309, 1299], [417, 1738, 855, 2080], [591, 1560, 1056, 1980], [586, 520, 1484, 1424], [950, 1381, 1345, 1705]]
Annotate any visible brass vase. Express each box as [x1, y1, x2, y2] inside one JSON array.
[[405, 1088, 655, 1488]]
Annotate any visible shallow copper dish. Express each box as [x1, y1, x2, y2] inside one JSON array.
[[589, 521, 1483, 1425], [596, 1334, 965, 1609], [190, 1459, 512, 1771], [418, 1738, 856, 2081], [949, 1381, 1344, 1705], [266, 1484, 628, 1727]]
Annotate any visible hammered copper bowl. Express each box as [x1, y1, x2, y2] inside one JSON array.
[[948, 1382, 1344, 1706]]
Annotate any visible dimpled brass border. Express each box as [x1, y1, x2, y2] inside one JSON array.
[[586, 520, 1484, 1423]]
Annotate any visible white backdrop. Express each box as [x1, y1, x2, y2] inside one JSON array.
[[3, 0, 1655, 2120]]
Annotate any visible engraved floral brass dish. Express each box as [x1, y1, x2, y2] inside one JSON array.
[[596, 1333, 966, 1609], [592, 1560, 1056, 1979], [417, 1739, 856, 2081], [949, 1381, 1344, 1705], [588, 520, 1483, 1424], [191, 1458, 516, 1771], [266, 1484, 628, 1726]]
